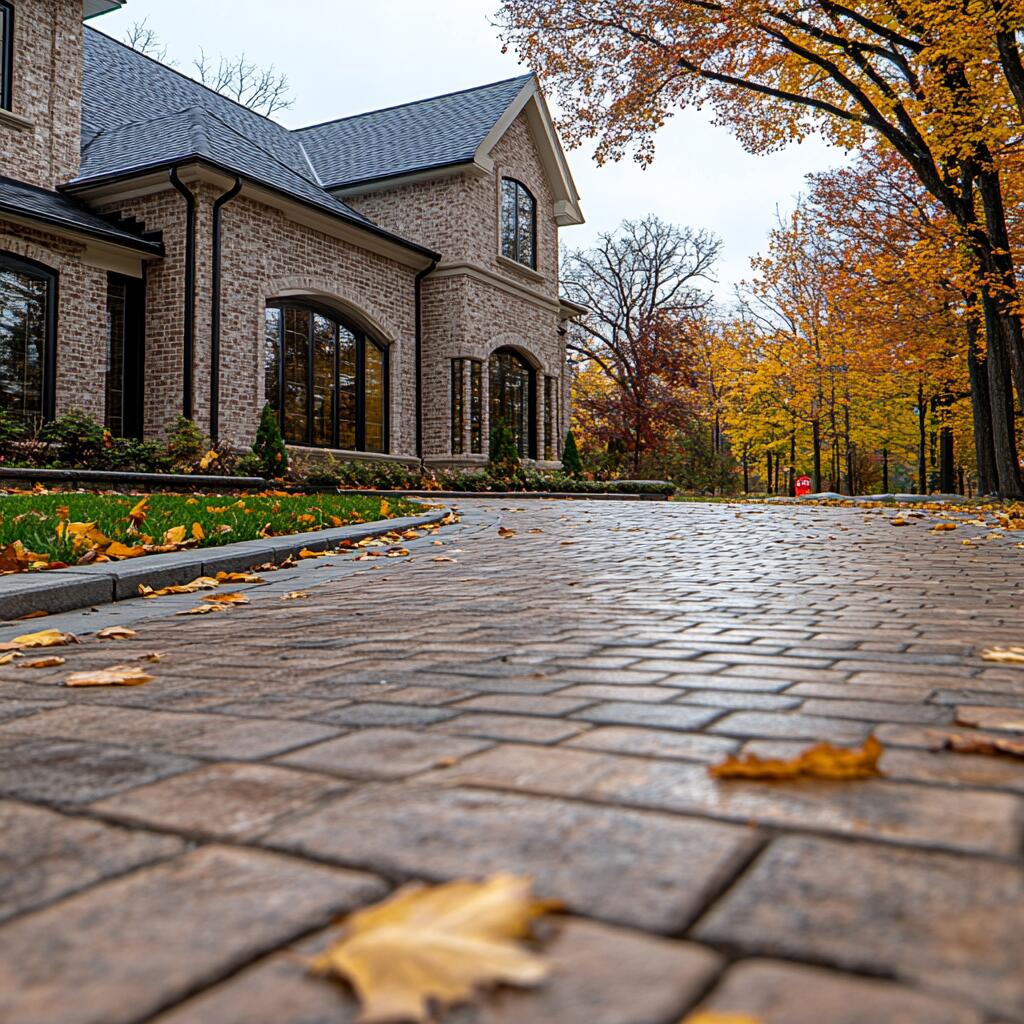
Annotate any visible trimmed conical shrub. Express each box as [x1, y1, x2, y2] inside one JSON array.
[[253, 403, 288, 478], [562, 429, 583, 478], [488, 417, 521, 480]]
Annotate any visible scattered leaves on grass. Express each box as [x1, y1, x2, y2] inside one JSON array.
[[942, 733, 1024, 759], [18, 656, 66, 669], [980, 646, 1024, 664], [0, 629, 79, 652], [139, 576, 220, 598], [176, 604, 229, 616], [310, 875, 558, 1024], [95, 626, 137, 641], [0, 540, 53, 571], [64, 664, 153, 688], [282, 591, 310, 600], [709, 736, 884, 781], [200, 592, 250, 606], [215, 571, 263, 583]]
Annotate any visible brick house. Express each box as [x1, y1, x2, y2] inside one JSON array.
[[0, 1, 585, 469]]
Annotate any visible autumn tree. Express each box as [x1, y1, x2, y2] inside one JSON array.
[[498, 0, 1024, 495], [562, 216, 720, 473]]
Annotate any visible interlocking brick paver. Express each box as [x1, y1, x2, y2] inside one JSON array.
[[0, 846, 385, 1024], [0, 801, 185, 923], [697, 959, 984, 1023], [1, 498, 1022, 1022], [263, 784, 760, 932], [695, 835, 1024, 1019]]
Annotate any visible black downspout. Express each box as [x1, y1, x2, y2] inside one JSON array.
[[210, 177, 243, 443], [413, 260, 437, 460], [169, 168, 197, 420]]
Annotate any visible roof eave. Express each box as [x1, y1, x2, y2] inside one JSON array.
[[327, 158, 481, 195], [0, 199, 163, 256], [64, 158, 441, 265], [83, 1, 125, 21]]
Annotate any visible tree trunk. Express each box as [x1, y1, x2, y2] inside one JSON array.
[[812, 419, 822, 493], [882, 448, 889, 493], [966, 311, 998, 494], [742, 447, 749, 494], [789, 427, 796, 497], [917, 382, 927, 495], [766, 451, 772, 495], [939, 427, 955, 493], [979, 285, 1024, 496]]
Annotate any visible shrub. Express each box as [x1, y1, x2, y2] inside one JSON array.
[[102, 438, 172, 473], [487, 417, 521, 481], [166, 416, 207, 470], [562, 429, 583, 478], [39, 408, 107, 466], [252, 404, 288, 478]]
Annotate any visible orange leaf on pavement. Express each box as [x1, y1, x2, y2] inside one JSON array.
[[176, 604, 229, 616], [95, 627, 138, 641], [0, 629, 79, 652], [200, 592, 249, 605], [139, 576, 219, 598], [980, 646, 1024, 664], [64, 664, 153, 688], [709, 736, 884, 781], [215, 571, 264, 583], [18, 656, 66, 669]]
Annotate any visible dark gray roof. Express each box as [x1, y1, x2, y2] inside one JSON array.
[[0, 176, 162, 253], [75, 30, 531, 257], [295, 75, 533, 189]]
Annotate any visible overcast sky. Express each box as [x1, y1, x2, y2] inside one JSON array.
[[95, 1, 843, 295]]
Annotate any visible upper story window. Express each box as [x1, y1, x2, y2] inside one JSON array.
[[500, 178, 536, 270], [264, 302, 388, 453], [0, 2, 13, 112]]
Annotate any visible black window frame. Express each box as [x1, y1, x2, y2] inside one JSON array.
[[500, 177, 537, 270], [469, 359, 483, 454], [0, 249, 57, 426], [450, 358, 465, 455], [544, 375, 559, 461], [264, 299, 389, 454], [104, 272, 146, 440], [0, 2, 12, 113]]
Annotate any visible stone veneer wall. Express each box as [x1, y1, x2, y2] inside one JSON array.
[[0, 216, 108, 421], [347, 109, 569, 465], [1, 0, 83, 189]]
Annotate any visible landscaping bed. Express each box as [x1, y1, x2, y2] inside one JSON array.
[[0, 491, 415, 572]]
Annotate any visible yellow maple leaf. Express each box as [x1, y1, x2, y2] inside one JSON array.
[[163, 525, 188, 546], [95, 627, 137, 641], [0, 629, 79, 652], [198, 450, 219, 471], [127, 497, 150, 523], [310, 875, 557, 1024], [379, 498, 391, 518], [192, 522, 205, 541], [709, 736, 883, 781], [176, 604, 229, 616], [64, 664, 153, 688], [981, 646, 1024, 664]]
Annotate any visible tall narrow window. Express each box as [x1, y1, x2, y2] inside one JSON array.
[[544, 375, 559, 461], [264, 301, 388, 453], [0, 3, 13, 113], [500, 178, 536, 269], [450, 358, 465, 455], [105, 279, 127, 437], [469, 359, 483, 454], [0, 252, 55, 430], [489, 348, 535, 459]]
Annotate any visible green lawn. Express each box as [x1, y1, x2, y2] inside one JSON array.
[[0, 492, 418, 568]]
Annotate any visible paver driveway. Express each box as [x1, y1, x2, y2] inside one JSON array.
[[1, 497, 1023, 1024]]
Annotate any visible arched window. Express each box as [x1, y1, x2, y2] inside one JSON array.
[[0, 251, 56, 429], [489, 347, 535, 459], [264, 301, 388, 453], [500, 178, 536, 269]]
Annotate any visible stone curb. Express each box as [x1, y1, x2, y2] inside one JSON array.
[[301, 488, 673, 501], [0, 508, 450, 622], [0, 467, 268, 490]]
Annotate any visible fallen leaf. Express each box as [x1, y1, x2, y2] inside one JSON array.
[[0, 629, 79, 652], [299, 547, 328, 559], [198, 450, 219, 471], [200, 592, 250, 605], [980, 646, 1024, 664], [215, 572, 264, 583], [140, 576, 220, 598], [137, 651, 165, 663], [709, 736, 884, 781], [679, 1014, 763, 1024], [0, 650, 21, 664], [176, 604, 229, 616], [192, 522, 205, 541], [64, 664, 153, 688], [943, 733, 1024, 759], [16, 610, 48, 620], [431, 556, 457, 563], [379, 498, 391, 517], [931, 522, 957, 531], [18, 656, 66, 669], [95, 627, 138, 641], [498, 527, 517, 538], [310, 875, 558, 1023], [954, 705, 1024, 732], [890, 518, 909, 526], [163, 525, 187, 546], [105, 541, 147, 559], [282, 591, 310, 600]]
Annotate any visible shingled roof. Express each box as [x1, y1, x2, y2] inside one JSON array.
[[0, 176, 163, 254], [74, 30, 545, 253], [294, 74, 534, 190]]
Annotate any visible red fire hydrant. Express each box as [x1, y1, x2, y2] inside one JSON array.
[[795, 475, 812, 497]]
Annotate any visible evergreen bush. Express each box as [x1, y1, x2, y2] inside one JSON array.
[[252, 403, 288, 478], [562, 429, 583, 478]]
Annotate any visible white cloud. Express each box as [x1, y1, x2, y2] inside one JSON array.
[[97, 0, 844, 292]]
